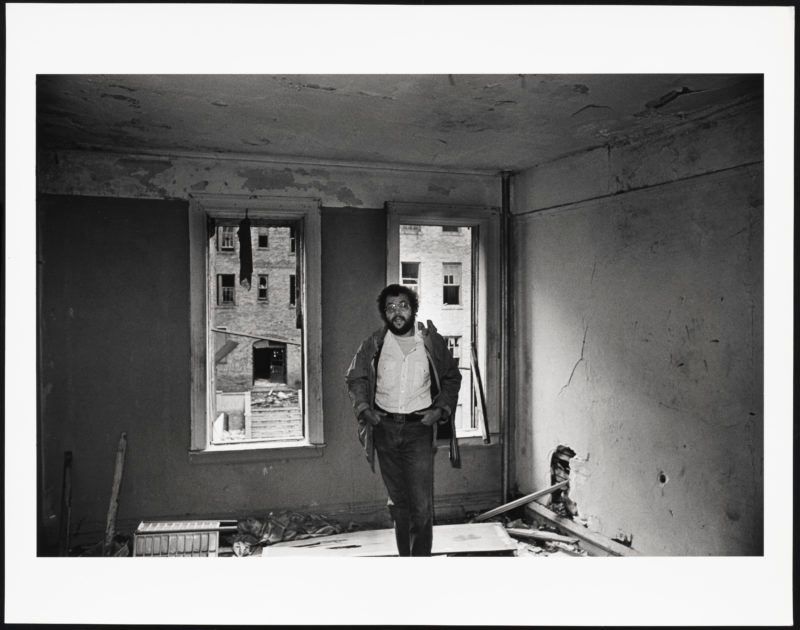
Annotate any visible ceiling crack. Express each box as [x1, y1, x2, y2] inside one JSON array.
[[570, 104, 612, 118]]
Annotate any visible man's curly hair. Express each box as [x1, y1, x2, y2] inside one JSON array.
[[377, 284, 419, 316]]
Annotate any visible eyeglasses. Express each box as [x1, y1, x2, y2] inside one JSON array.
[[385, 301, 411, 314]]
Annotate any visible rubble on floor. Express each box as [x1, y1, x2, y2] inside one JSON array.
[[229, 511, 360, 556], [503, 517, 587, 557]]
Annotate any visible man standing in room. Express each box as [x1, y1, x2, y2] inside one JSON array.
[[346, 284, 462, 557]]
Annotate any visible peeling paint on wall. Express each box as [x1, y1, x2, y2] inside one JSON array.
[[427, 184, 452, 196], [238, 167, 296, 191]]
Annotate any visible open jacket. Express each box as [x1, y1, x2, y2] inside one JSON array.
[[345, 321, 462, 471]]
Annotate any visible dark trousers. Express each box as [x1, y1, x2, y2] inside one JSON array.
[[373, 417, 435, 556]]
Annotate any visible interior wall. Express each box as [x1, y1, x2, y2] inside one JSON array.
[[37, 154, 501, 551], [510, 98, 763, 555]]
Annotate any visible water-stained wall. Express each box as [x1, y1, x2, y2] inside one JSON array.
[[510, 98, 764, 555], [36, 155, 501, 551]]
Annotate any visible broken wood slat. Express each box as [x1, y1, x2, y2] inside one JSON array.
[[214, 340, 239, 364], [261, 523, 517, 557], [103, 432, 127, 556], [471, 480, 569, 522], [58, 451, 73, 556], [525, 501, 641, 557], [470, 342, 491, 444], [506, 527, 578, 544]]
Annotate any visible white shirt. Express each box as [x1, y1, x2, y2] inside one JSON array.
[[374, 330, 432, 413]]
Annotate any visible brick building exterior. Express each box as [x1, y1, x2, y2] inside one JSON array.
[[209, 223, 302, 392]]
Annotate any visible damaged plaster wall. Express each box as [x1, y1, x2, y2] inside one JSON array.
[[36, 149, 495, 208], [510, 97, 763, 555], [36, 153, 500, 550]]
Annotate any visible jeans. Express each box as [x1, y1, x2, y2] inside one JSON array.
[[373, 417, 436, 556]]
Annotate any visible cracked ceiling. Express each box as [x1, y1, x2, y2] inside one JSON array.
[[37, 74, 762, 172]]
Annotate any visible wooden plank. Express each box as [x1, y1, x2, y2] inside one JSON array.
[[103, 432, 127, 556], [261, 522, 517, 557], [506, 527, 578, 544], [472, 480, 568, 522], [470, 342, 491, 444], [525, 501, 641, 556], [214, 340, 239, 364], [58, 451, 73, 556]]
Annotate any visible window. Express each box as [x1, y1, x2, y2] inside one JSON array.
[[388, 204, 500, 440], [258, 228, 269, 249], [442, 226, 460, 232], [401, 261, 420, 297], [189, 194, 323, 457], [217, 274, 235, 305], [217, 226, 236, 251], [289, 226, 296, 253], [445, 335, 462, 363], [443, 263, 461, 305], [289, 274, 296, 306]]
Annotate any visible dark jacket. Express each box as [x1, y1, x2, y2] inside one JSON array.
[[345, 322, 462, 471]]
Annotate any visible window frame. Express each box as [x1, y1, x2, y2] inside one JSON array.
[[257, 273, 269, 302], [386, 202, 501, 439], [442, 262, 462, 306], [189, 194, 323, 457], [401, 260, 421, 297], [217, 273, 236, 305], [257, 228, 270, 249], [217, 225, 236, 251]]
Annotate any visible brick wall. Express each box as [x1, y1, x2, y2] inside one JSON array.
[[209, 225, 302, 390]]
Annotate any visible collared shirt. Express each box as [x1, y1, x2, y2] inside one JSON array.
[[374, 329, 432, 413]]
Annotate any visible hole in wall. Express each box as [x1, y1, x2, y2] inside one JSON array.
[[550, 445, 578, 518], [658, 471, 669, 485]]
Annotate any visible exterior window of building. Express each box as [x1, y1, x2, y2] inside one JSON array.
[[401, 261, 420, 297], [258, 228, 269, 248], [189, 195, 323, 456], [442, 263, 461, 305], [289, 274, 296, 306], [289, 226, 296, 253], [445, 335, 462, 363], [217, 226, 236, 251], [217, 274, 235, 305], [442, 226, 460, 232]]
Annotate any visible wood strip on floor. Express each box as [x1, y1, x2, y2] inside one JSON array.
[[260, 522, 518, 557]]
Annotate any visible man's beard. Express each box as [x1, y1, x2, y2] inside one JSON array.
[[385, 312, 415, 336]]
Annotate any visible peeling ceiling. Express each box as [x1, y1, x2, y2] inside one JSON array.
[[36, 74, 762, 172]]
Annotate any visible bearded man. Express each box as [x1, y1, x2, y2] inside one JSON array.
[[345, 284, 462, 556]]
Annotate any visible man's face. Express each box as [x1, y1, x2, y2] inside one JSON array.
[[383, 294, 415, 335]]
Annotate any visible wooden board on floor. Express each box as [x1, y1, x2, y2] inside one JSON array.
[[260, 522, 517, 557]]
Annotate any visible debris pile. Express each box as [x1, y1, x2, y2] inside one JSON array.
[[504, 518, 587, 557], [229, 511, 359, 556], [76, 534, 131, 557], [251, 388, 300, 409], [550, 445, 579, 518]]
